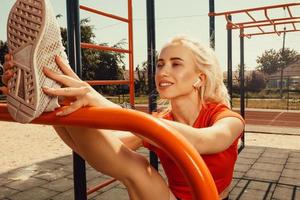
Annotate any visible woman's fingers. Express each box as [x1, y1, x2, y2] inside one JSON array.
[[2, 70, 14, 85], [0, 86, 8, 95], [55, 56, 80, 80], [56, 100, 84, 116], [3, 61, 14, 71], [43, 86, 90, 97], [43, 67, 87, 87], [4, 54, 12, 62]]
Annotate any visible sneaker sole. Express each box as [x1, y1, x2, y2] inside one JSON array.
[[7, 0, 61, 123]]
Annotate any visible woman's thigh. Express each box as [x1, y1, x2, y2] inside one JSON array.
[[62, 126, 172, 200]]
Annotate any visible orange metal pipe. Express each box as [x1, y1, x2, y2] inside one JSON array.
[[232, 20, 300, 30], [81, 43, 131, 54], [233, 16, 300, 27], [209, 2, 300, 16], [0, 104, 219, 200], [127, 0, 135, 106], [87, 178, 117, 195], [80, 5, 129, 23], [242, 29, 300, 37], [85, 80, 130, 86]]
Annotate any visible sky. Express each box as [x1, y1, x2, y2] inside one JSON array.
[[1, 0, 300, 72]]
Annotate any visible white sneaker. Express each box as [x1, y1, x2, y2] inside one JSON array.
[[7, 0, 68, 123]]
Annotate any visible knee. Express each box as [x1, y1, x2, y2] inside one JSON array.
[[120, 154, 157, 185]]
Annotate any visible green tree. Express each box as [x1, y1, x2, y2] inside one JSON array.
[[246, 71, 266, 92], [256, 49, 280, 75], [256, 48, 299, 75], [60, 18, 126, 95]]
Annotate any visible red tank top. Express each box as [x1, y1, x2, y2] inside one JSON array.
[[143, 103, 244, 200]]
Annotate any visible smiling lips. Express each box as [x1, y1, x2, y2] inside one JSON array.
[[158, 81, 174, 88]]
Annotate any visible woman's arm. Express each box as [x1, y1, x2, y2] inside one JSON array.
[[162, 117, 244, 154]]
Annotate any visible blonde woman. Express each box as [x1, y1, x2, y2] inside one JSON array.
[[2, 36, 244, 200]]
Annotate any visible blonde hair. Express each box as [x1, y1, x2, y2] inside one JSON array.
[[159, 35, 230, 107]]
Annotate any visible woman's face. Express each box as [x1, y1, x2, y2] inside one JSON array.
[[155, 44, 200, 100]]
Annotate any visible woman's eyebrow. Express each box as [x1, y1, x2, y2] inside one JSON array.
[[170, 57, 184, 61]]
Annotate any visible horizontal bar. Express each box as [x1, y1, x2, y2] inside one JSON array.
[[209, 2, 300, 16], [242, 29, 300, 37], [234, 16, 300, 27], [231, 20, 300, 29], [80, 5, 129, 23], [0, 104, 219, 200], [85, 80, 130, 86], [81, 43, 131, 54], [87, 178, 117, 195]]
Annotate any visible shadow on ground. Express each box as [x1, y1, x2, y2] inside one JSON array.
[[1, 146, 300, 200]]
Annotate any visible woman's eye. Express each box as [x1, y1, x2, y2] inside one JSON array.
[[172, 62, 181, 67], [157, 63, 163, 68]]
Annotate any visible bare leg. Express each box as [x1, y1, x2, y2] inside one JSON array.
[[56, 126, 171, 200], [53, 125, 79, 153]]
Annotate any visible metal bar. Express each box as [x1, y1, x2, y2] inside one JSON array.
[[66, 1, 87, 200], [232, 20, 300, 29], [80, 5, 129, 23], [81, 43, 131, 53], [234, 16, 300, 27], [227, 15, 233, 105], [87, 178, 117, 195], [240, 29, 245, 119], [280, 28, 286, 98], [209, 0, 215, 49], [128, 0, 135, 106], [245, 11, 256, 22], [242, 29, 300, 37], [0, 105, 220, 200], [239, 28, 245, 152], [146, 0, 158, 170], [67, 1, 82, 77], [225, 15, 238, 29], [292, 23, 296, 30], [209, 2, 300, 16], [287, 6, 293, 18], [86, 80, 130, 86], [244, 10, 265, 33], [264, 9, 280, 36]]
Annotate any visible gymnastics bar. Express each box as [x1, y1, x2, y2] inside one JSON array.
[[0, 104, 219, 200]]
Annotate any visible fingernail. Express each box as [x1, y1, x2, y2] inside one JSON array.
[[42, 86, 50, 91]]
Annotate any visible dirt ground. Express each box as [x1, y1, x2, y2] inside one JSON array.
[[0, 121, 71, 174], [1, 121, 300, 174]]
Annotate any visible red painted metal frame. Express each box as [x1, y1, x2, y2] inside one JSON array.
[[86, 80, 130, 86], [87, 178, 117, 195], [209, 2, 300, 38], [79, 1, 135, 105], [0, 104, 219, 200]]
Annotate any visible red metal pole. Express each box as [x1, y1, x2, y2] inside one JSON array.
[[80, 5, 129, 23], [209, 2, 300, 16], [128, 0, 135, 106], [0, 104, 219, 200], [86, 80, 130, 86], [87, 178, 117, 195], [81, 43, 131, 54]]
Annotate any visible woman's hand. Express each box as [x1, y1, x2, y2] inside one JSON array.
[[0, 54, 14, 94], [43, 56, 120, 116]]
